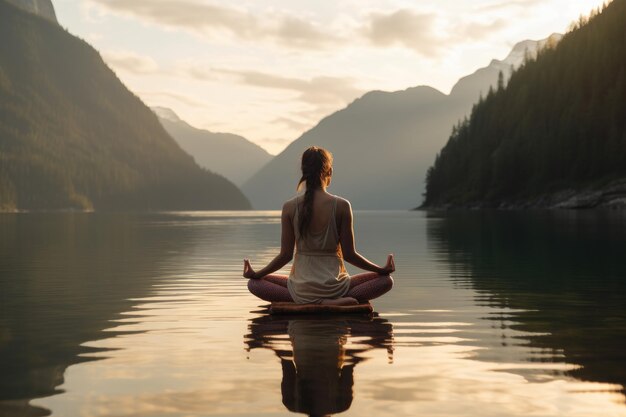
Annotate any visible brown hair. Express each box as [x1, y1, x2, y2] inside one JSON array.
[[297, 146, 333, 237]]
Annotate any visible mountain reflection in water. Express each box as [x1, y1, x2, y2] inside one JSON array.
[[245, 314, 394, 416], [427, 210, 626, 399], [2, 211, 626, 417]]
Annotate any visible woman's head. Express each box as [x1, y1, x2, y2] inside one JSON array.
[[297, 146, 333, 237], [297, 146, 333, 192]]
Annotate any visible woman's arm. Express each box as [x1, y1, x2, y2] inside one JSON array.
[[243, 202, 296, 279], [338, 200, 395, 275]]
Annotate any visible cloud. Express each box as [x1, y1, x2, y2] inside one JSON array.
[[184, 65, 216, 82], [90, 1, 504, 55], [88, 0, 340, 50], [207, 68, 365, 109], [274, 16, 341, 49], [91, 0, 257, 35], [271, 117, 312, 132], [360, 8, 510, 52], [138, 91, 207, 107], [458, 19, 508, 40], [102, 50, 159, 74], [477, 0, 543, 11], [362, 9, 441, 56], [184, 67, 365, 136]]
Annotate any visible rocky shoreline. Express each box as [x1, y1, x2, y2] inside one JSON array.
[[421, 179, 626, 210]]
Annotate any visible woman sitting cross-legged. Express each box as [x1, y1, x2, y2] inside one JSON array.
[[243, 146, 394, 306]]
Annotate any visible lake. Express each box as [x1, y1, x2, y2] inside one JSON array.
[[1, 210, 625, 417]]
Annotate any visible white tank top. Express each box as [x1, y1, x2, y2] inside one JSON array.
[[287, 195, 351, 304]]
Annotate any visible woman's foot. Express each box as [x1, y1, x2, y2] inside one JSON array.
[[320, 297, 359, 306]]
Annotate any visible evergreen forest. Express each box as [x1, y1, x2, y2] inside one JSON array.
[[423, 0, 626, 207]]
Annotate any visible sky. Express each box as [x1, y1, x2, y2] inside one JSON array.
[[53, 0, 607, 155]]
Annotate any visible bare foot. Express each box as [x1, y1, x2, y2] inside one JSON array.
[[320, 297, 359, 306]]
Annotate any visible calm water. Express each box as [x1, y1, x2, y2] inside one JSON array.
[[1, 210, 625, 417]]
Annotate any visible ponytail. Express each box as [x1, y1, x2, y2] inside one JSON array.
[[296, 147, 333, 237]]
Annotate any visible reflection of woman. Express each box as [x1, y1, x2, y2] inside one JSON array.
[[284, 320, 354, 416], [245, 315, 394, 416], [244, 146, 394, 306]]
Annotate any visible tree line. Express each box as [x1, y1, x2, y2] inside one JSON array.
[[423, 0, 625, 207]]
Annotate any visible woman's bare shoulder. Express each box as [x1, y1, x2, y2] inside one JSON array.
[[282, 195, 300, 211], [332, 195, 352, 211]]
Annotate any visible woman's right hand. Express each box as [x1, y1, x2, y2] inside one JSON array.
[[380, 254, 395, 275]]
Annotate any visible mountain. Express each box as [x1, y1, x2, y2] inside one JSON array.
[[0, 0, 250, 211], [3, 0, 57, 23], [153, 107, 272, 186], [449, 34, 562, 103], [242, 36, 559, 210], [423, 1, 626, 209]]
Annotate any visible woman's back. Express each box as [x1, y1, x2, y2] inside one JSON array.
[[300, 191, 340, 236], [288, 192, 350, 303], [293, 192, 340, 253]]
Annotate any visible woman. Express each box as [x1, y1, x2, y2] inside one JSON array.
[[244, 146, 394, 306]]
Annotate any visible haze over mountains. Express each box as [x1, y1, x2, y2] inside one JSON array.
[[154, 107, 272, 186], [0, 0, 250, 211], [243, 35, 561, 210], [1, 0, 588, 212]]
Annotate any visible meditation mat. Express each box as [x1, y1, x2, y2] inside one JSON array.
[[269, 301, 373, 315]]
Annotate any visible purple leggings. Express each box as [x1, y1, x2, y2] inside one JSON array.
[[247, 272, 393, 303]]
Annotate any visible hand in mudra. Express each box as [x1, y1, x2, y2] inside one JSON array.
[[243, 259, 256, 279], [381, 254, 395, 275]]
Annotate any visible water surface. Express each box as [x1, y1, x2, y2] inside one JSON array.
[[1, 210, 625, 416]]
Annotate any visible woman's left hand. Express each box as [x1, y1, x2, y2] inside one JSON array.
[[243, 259, 257, 279], [381, 254, 395, 275]]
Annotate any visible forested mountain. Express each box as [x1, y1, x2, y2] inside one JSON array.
[[0, 0, 250, 211], [242, 37, 558, 210], [3, 0, 57, 23], [423, 0, 626, 208], [154, 107, 272, 186]]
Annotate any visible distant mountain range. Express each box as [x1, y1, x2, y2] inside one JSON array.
[[242, 35, 561, 210], [0, 0, 250, 211], [153, 107, 272, 186], [422, 1, 626, 209]]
